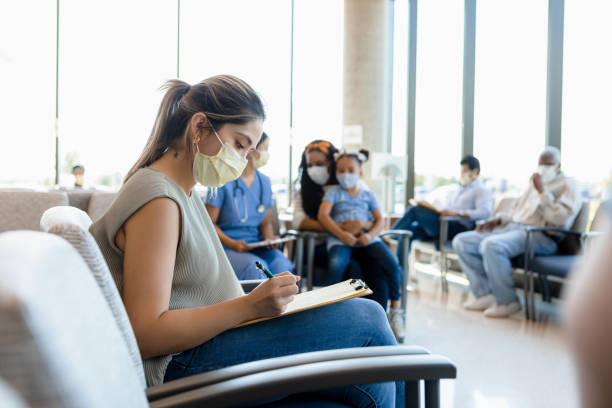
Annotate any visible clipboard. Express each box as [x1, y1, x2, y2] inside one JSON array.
[[247, 236, 297, 249], [236, 279, 373, 327]]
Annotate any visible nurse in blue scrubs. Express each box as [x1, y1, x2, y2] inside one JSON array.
[[205, 133, 293, 280]]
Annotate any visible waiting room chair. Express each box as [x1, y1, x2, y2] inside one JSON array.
[[50, 188, 96, 212], [521, 200, 609, 320], [0, 378, 27, 408], [40, 205, 263, 371], [87, 191, 117, 222], [0, 230, 456, 407], [0, 190, 68, 233]]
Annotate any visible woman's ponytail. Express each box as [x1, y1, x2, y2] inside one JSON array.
[[125, 80, 192, 182], [125, 75, 265, 183]]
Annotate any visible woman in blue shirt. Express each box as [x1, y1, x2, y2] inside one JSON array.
[[206, 133, 293, 279]]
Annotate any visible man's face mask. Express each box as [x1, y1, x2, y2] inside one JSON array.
[[538, 165, 557, 183], [192, 125, 248, 187], [460, 171, 472, 186]]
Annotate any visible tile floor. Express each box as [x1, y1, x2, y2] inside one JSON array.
[[403, 263, 580, 408]]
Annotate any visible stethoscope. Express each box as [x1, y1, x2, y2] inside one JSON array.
[[233, 171, 266, 223]]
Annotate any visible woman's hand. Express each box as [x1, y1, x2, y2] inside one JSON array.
[[245, 274, 300, 318], [339, 231, 358, 246], [357, 233, 372, 246], [231, 239, 252, 252]]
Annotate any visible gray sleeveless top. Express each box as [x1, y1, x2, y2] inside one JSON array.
[[90, 168, 243, 387]]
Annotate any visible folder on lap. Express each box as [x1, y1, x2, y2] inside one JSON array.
[[236, 279, 373, 327], [247, 236, 296, 249], [409, 198, 441, 214]]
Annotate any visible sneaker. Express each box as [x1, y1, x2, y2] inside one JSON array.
[[463, 294, 495, 311], [484, 301, 521, 318], [388, 308, 405, 342]]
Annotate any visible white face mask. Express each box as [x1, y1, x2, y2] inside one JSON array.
[[192, 126, 248, 187], [538, 165, 557, 183], [254, 150, 269, 169], [460, 172, 472, 186], [307, 166, 329, 186], [337, 173, 360, 190]]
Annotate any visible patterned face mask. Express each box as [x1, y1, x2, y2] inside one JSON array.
[[337, 173, 360, 190]]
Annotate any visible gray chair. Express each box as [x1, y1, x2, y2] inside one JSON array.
[[87, 192, 117, 222], [0, 378, 28, 408], [40, 206, 146, 387], [40, 205, 269, 385], [0, 191, 68, 233], [0, 230, 456, 407], [522, 200, 609, 320], [49, 188, 96, 212]]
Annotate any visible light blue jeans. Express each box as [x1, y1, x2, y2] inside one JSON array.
[[164, 298, 403, 407], [452, 223, 557, 305]]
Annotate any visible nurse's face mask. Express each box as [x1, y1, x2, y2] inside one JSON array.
[[254, 150, 270, 169], [192, 123, 248, 187]]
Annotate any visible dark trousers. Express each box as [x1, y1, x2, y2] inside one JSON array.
[[392, 205, 468, 265], [326, 241, 403, 306], [312, 243, 391, 310]]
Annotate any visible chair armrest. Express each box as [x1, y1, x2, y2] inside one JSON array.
[[239, 279, 264, 293], [583, 231, 604, 239], [582, 231, 605, 249], [282, 229, 301, 238], [439, 216, 463, 222], [146, 345, 430, 401], [150, 354, 456, 408], [300, 230, 329, 240], [524, 226, 583, 236], [380, 229, 413, 239]]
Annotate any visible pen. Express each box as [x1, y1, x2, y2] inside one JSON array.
[[255, 261, 274, 279]]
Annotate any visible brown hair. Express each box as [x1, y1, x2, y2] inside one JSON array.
[[125, 75, 265, 182]]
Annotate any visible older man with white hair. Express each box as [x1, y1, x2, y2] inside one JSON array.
[[452, 146, 581, 318]]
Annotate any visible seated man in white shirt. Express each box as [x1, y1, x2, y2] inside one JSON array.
[[453, 146, 581, 318], [393, 155, 494, 265]]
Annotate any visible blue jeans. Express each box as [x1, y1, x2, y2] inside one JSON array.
[[452, 223, 558, 305], [164, 298, 404, 407], [225, 247, 294, 280], [326, 242, 402, 305], [392, 205, 467, 266]]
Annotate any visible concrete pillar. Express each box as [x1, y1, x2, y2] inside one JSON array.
[[343, 0, 394, 211]]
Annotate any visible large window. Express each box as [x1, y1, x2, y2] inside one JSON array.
[[182, 0, 292, 205], [0, 2, 56, 187], [59, 0, 176, 189], [413, 0, 464, 205], [473, 0, 548, 199], [290, 0, 344, 207], [562, 0, 612, 201]]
